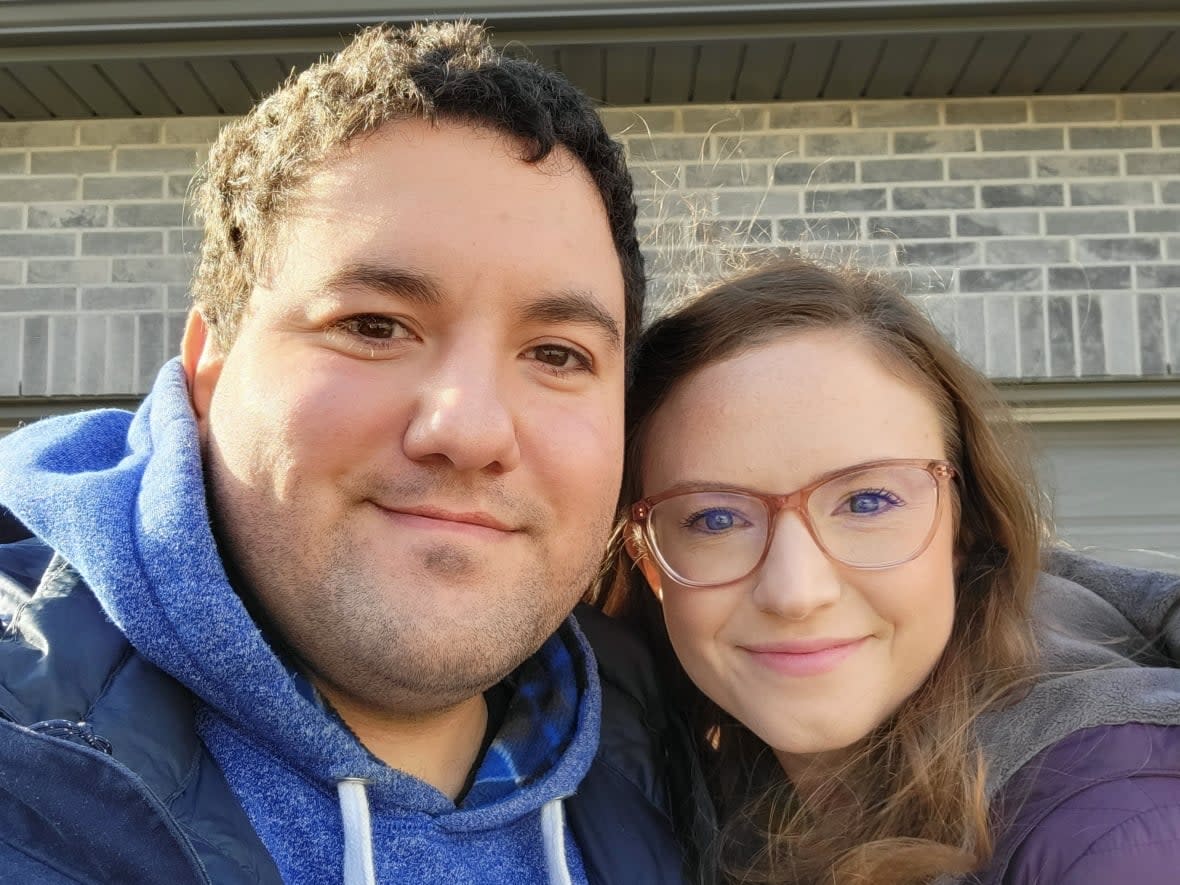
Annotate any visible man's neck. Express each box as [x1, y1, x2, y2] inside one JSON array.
[[318, 687, 489, 800]]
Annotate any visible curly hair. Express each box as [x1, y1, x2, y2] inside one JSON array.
[[603, 257, 1045, 885], [190, 21, 643, 360]]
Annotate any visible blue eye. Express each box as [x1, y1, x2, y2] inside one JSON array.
[[682, 508, 746, 534], [846, 489, 904, 515]]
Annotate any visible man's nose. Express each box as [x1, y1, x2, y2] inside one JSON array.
[[401, 354, 521, 473], [749, 510, 842, 620]]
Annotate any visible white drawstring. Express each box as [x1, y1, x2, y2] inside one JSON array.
[[337, 779, 377, 885], [541, 798, 573, 885]]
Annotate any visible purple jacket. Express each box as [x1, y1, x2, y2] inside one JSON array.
[[964, 552, 1180, 885]]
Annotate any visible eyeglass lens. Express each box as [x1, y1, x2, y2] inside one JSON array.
[[646, 464, 941, 586]]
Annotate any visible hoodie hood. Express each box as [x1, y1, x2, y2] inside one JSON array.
[[0, 359, 600, 883]]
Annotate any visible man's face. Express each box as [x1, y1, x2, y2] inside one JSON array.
[[186, 120, 626, 715]]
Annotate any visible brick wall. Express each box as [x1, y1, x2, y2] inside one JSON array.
[[1, 95, 1178, 396]]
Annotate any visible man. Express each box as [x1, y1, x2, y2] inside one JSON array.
[[0, 22, 686, 884]]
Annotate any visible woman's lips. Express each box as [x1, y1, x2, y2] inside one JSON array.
[[740, 636, 869, 677]]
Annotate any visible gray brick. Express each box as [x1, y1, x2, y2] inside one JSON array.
[[0, 153, 26, 174], [894, 131, 975, 154], [0, 177, 78, 202], [626, 136, 707, 162], [1068, 126, 1152, 150], [166, 312, 186, 357], [716, 190, 800, 216], [804, 132, 888, 157], [47, 314, 77, 395], [893, 185, 975, 210], [981, 184, 1063, 208], [77, 314, 106, 395], [0, 123, 75, 148], [1045, 210, 1129, 235], [945, 100, 1027, 125], [1168, 294, 1180, 373], [682, 162, 770, 188], [30, 149, 112, 174], [777, 216, 862, 241], [798, 240, 896, 265], [78, 120, 161, 146], [713, 133, 801, 161], [113, 202, 188, 228], [1139, 293, 1166, 376], [1077, 237, 1161, 263], [1047, 296, 1077, 377], [598, 108, 678, 136], [0, 317, 17, 394], [1136, 209, 1180, 233], [893, 267, 952, 294], [1121, 95, 1180, 120], [1165, 182, 1180, 204], [1169, 238, 1180, 261], [985, 238, 1071, 265], [0, 232, 75, 257], [1100, 292, 1139, 375], [695, 219, 773, 244], [137, 312, 168, 390], [166, 285, 191, 310], [629, 166, 679, 191], [1126, 153, 1180, 176], [772, 160, 855, 185], [768, 104, 852, 129], [981, 129, 1064, 152], [111, 256, 194, 284], [915, 294, 957, 341], [1048, 266, 1131, 291], [955, 296, 987, 371], [82, 231, 164, 256], [167, 228, 202, 255], [167, 175, 194, 199], [867, 214, 951, 239], [805, 188, 886, 213], [0, 287, 76, 312], [163, 118, 227, 144], [1162, 126, 1180, 148], [899, 241, 980, 266], [114, 147, 201, 173], [948, 156, 1030, 180], [27, 204, 108, 229], [27, 258, 108, 285], [956, 211, 1040, 237], [1036, 155, 1121, 178], [1071, 182, 1155, 206], [855, 101, 940, 128], [1138, 265, 1180, 289], [1018, 296, 1047, 376], [82, 175, 165, 200], [960, 268, 1043, 293], [984, 294, 1019, 378], [0, 260, 20, 285], [1032, 98, 1117, 123], [1076, 293, 1105, 375], [861, 158, 943, 182], [80, 285, 163, 311], [0, 206, 23, 229], [107, 314, 136, 393], [21, 315, 49, 396]]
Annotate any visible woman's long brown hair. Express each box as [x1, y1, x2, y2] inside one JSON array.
[[601, 258, 1045, 884]]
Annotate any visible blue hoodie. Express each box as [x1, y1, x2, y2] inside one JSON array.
[[0, 359, 600, 885]]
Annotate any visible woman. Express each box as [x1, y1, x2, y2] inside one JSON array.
[[605, 258, 1180, 884]]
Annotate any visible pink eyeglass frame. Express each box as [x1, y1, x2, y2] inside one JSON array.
[[629, 458, 957, 588]]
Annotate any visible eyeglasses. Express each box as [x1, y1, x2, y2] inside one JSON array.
[[629, 459, 956, 588]]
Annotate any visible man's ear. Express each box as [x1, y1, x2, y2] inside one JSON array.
[[624, 528, 664, 602], [181, 310, 223, 422]]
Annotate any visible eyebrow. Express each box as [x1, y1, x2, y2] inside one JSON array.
[[521, 289, 621, 352], [654, 459, 922, 497], [317, 263, 445, 306], [318, 263, 621, 352]]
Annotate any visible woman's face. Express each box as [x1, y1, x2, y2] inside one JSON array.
[[637, 329, 957, 779]]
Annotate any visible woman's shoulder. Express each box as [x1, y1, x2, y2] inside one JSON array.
[[991, 722, 1180, 885]]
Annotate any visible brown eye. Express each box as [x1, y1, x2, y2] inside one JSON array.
[[534, 345, 576, 367], [342, 315, 406, 340]]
